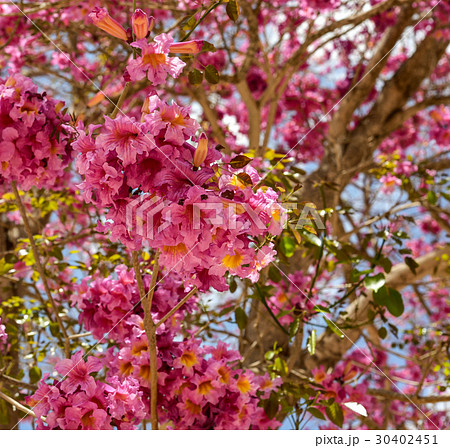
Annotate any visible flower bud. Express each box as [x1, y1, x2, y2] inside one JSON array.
[[148, 16, 155, 33], [89, 7, 128, 41], [193, 133, 208, 168], [87, 92, 105, 108], [132, 9, 150, 40], [169, 40, 204, 54]]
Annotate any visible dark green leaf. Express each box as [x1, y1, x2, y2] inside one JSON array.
[[205, 64, 220, 84], [226, 0, 240, 21], [385, 288, 404, 317], [378, 327, 388, 339], [263, 391, 279, 419], [374, 286, 404, 317], [230, 155, 252, 169], [229, 277, 237, 293], [49, 322, 60, 337], [188, 69, 203, 85], [307, 407, 326, 420], [378, 256, 392, 274], [405, 256, 419, 275], [201, 41, 217, 53], [268, 266, 282, 283], [29, 366, 42, 384], [235, 307, 248, 330]]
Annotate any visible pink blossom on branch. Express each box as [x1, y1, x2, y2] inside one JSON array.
[[127, 35, 186, 85]]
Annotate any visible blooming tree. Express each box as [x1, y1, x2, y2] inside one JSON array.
[[0, 0, 449, 430]]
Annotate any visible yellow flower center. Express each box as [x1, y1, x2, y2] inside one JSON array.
[[198, 380, 214, 395], [218, 366, 230, 384], [222, 250, 243, 270], [139, 365, 151, 381], [119, 361, 134, 377], [142, 52, 167, 67], [180, 350, 197, 368], [237, 376, 251, 394], [185, 399, 201, 415], [163, 243, 188, 258]]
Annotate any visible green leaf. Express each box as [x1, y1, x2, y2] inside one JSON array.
[[326, 402, 344, 428], [373, 286, 404, 317], [364, 273, 385, 293], [229, 277, 237, 293], [378, 327, 388, 339], [378, 256, 392, 274], [181, 15, 197, 30], [427, 190, 437, 205], [404, 256, 419, 275], [323, 317, 344, 338], [399, 248, 413, 255], [307, 407, 326, 420], [230, 155, 252, 169], [49, 322, 60, 337], [289, 318, 300, 339], [280, 236, 296, 258], [235, 307, 248, 330], [268, 265, 282, 283], [188, 69, 203, 85], [301, 231, 321, 247], [307, 329, 317, 355], [313, 304, 330, 313], [29, 366, 42, 384], [201, 41, 217, 53], [263, 391, 279, 419], [205, 64, 220, 84], [385, 288, 404, 317], [226, 0, 240, 21]]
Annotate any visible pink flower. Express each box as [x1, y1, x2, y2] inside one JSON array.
[[143, 97, 200, 145], [193, 132, 208, 168], [96, 116, 155, 167], [89, 7, 127, 41], [379, 173, 402, 193], [55, 351, 103, 395], [169, 40, 204, 54], [127, 34, 186, 85], [132, 9, 152, 40], [0, 318, 8, 347]]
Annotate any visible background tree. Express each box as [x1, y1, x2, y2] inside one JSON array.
[[0, 0, 449, 430]]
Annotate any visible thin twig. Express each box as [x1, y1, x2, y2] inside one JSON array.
[[156, 286, 198, 328], [0, 390, 36, 418], [110, 82, 131, 119], [0, 372, 38, 391], [132, 250, 159, 430]]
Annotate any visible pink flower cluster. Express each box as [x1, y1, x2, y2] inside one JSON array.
[[72, 264, 195, 340], [89, 7, 201, 86], [75, 94, 284, 291], [26, 351, 146, 430], [0, 317, 7, 347], [0, 73, 73, 190], [29, 265, 281, 429]]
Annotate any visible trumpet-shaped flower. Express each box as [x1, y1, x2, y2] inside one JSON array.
[[127, 35, 185, 85]]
